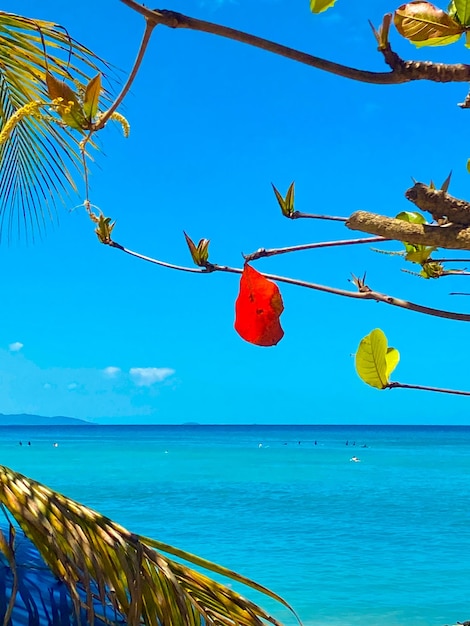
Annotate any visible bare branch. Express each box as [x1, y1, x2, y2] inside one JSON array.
[[388, 381, 470, 396], [347, 211, 470, 251], [120, 0, 470, 85], [106, 240, 470, 322], [243, 236, 388, 262], [290, 212, 347, 222], [110, 241, 208, 273], [426, 259, 470, 263]]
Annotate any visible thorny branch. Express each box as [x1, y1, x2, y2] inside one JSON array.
[[406, 183, 470, 226], [120, 0, 470, 86]]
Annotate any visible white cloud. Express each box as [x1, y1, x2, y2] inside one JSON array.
[[130, 367, 175, 387], [9, 342, 23, 352], [67, 382, 78, 391], [103, 366, 121, 378]]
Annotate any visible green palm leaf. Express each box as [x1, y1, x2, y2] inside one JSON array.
[[0, 11, 108, 241], [0, 465, 300, 625]]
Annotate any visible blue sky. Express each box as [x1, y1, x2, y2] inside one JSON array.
[[2, 0, 470, 424]]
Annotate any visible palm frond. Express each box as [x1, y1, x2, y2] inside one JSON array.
[[0, 465, 300, 626], [0, 11, 109, 241]]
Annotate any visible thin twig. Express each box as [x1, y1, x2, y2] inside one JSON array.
[[427, 258, 470, 263], [290, 212, 347, 221], [244, 236, 388, 262], [108, 240, 470, 322], [388, 381, 470, 396], [119, 0, 470, 85], [109, 241, 207, 273], [93, 19, 156, 132]]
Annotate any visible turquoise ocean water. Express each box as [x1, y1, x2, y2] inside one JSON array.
[[0, 424, 469, 626]]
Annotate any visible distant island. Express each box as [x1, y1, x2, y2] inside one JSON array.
[[0, 413, 90, 426]]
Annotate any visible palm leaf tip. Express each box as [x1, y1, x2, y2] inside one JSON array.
[[0, 464, 300, 625]]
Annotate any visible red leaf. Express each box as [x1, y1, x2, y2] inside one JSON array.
[[234, 264, 284, 346]]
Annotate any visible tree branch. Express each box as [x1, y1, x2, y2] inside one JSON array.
[[387, 381, 470, 396], [405, 182, 470, 226], [109, 241, 207, 273], [120, 0, 470, 85], [289, 211, 347, 221], [243, 236, 388, 262], [347, 211, 470, 251], [107, 240, 470, 322]]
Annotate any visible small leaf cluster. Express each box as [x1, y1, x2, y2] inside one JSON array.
[[46, 73, 102, 132], [90, 212, 116, 244], [394, 2, 470, 48], [396, 210, 438, 274], [311, 0, 470, 48], [184, 232, 211, 266], [272, 182, 295, 218]]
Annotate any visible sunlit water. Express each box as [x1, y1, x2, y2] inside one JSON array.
[[1, 424, 469, 626]]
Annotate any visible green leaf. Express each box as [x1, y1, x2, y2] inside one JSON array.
[[405, 246, 435, 263], [310, 0, 337, 13], [396, 210, 427, 224], [448, 0, 459, 19], [355, 328, 399, 390], [454, 0, 470, 24], [394, 2, 464, 46], [83, 73, 102, 121]]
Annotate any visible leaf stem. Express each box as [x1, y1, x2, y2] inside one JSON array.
[[93, 19, 156, 132], [387, 381, 470, 396]]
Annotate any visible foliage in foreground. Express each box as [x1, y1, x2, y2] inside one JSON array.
[[0, 465, 298, 626]]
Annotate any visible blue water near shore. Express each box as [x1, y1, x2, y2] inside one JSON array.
[[1, 424, 469, 626]]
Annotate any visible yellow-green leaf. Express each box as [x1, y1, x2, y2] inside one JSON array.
[[83, 73, 102, 121], [355, 328, 399, 390], [405, 246, 435, 263], [385, 346, 400, 381], [394, 2, 464, 46], [310, 0, 338, 13], [396, 210, 427, 224], [454, 0, 470, 24]]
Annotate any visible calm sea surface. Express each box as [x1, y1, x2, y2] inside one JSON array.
[[0, 424, 469, 626]]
